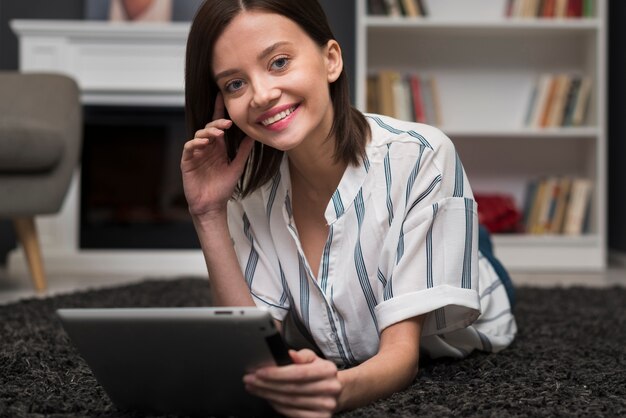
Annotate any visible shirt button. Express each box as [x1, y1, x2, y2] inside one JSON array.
[[328, 332, 336, 340]]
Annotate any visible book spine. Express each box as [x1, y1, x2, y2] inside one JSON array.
[[409, 74, 426, 123], [571, 76, 592, 126]]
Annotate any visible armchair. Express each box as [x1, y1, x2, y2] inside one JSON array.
[[0, 72, 82, 292]]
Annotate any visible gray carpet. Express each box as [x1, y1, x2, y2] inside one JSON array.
[[0, 278, 624, 417]]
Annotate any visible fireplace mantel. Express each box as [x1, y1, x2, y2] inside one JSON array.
[[11, 19, 190, 106], [8, 20, 206, 278]]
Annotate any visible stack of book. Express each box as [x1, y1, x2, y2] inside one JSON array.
[[505, 0, 594, 18], [524, 73, 592, 128], [522, 176, 593, 235], [367, 0, 429, 17], [367, 71, 442, 125]]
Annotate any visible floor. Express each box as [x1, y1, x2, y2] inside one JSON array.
[[1, 260, 625, 306]]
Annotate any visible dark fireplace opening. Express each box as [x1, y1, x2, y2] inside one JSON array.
[[80, 106, 199, 249]]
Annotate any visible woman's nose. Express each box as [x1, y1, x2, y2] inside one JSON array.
[[250, 77, 280, 108]]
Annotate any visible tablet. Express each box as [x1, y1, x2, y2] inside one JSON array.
[[57, 307, 291, 417]]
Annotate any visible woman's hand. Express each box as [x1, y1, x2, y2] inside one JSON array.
[[181, 93, 254, 219], [244, 349, 342, 418]]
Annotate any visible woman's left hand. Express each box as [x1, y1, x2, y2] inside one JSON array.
[[244, 349, 342, 418]]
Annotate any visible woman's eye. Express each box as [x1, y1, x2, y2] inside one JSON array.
[[225, 79, 244, 93], [270, 57, 289, 71]]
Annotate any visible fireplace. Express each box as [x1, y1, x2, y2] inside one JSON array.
[[9, 20, 207, 277], [80, 106, 198, 249]]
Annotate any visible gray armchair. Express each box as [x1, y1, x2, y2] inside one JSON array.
[[0, 72, 82, 292]]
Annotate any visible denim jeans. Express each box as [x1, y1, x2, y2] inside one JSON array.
[[478, 225, 516, 308]]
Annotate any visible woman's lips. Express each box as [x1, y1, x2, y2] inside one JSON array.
[[261, 105, 297, 126]]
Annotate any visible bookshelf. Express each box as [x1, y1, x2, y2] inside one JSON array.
[[356, 0, 606, 271]]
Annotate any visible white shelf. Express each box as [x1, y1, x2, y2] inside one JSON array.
[[365, 16, 602, 31], [441, 126, 599, 139], [357, 0, 607, 271]]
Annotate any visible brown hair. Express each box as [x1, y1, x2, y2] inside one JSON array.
[[185, 0, 370, 197]]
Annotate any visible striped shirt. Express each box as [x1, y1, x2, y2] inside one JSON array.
[[227, 114, 517, 366]]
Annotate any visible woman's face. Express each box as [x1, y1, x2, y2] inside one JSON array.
[[212, 10, 342, 152]]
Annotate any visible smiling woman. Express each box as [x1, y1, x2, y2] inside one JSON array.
[[181, 0, 516, 416]]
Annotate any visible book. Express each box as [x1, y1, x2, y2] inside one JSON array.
[[367, 0, 388, 16], [527, 178, 547, 233], [542, 0, 556, 17], [528, 74, 553, 127], [549, 177, 573, 233], [430, 77, 443, 126], [400, 0, 419, 17], [383, 0, 402, 17], [571, 76, 592, 126], [554, 0, 568, 17], [377, 70, 398, 118], [522, 179, 539, 229], [534, 177, 557, 234], [416, 0, 428, 16], [561, 76, 582, 126], [567, 0, 583, 17], [366, 74, 380, 114], [546, 74, 571, 127], [583, 0, 594, 17], [539, 75, 559, 127], [524, 80, 539, 126], [409, 73, 426, 123], [392, 74, 412, 121], [505, 0, 516, 17], [563, 178, 593, 235], [421, 76, 436, 125]]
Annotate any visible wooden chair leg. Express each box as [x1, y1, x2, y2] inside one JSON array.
[[12, 217, 47, 293]]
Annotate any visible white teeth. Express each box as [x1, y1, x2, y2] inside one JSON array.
[[261, 106, 296, 126]]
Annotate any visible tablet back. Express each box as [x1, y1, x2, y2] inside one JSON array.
[[57, 307, 290, 417]]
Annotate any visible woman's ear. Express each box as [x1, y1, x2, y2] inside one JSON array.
[[325, 40, 343, 83]]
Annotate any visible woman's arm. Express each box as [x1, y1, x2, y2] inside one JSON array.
[[181, 93, 255, 306], [337, 314, 425, 411], [244, 314, 425, 417], [192, 214, 256, 307]]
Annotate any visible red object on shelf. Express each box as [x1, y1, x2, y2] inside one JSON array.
[[475, 194, 523, 233]]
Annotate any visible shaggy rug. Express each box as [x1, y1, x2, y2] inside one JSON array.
[[0, 278, 624, 417]]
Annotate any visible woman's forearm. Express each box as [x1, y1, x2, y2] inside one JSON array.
[[336, 316, 425, 412], [336, 342, 419, 411], [192, 212, 255, 307]]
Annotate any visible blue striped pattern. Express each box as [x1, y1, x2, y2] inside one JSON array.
[[384, 145, 394, 226], [461, 198, 474, 289], [404, 146, 425, 206], [266, 172, 281, 219], [363, 154, 371, 172], [242, 214, 258, 288], [377, 268, 387, 287], [278, 263, 290, 307], [368, 115, 433, 149], [453, 152, 464, 197], [383, 273, 394, 301], [426, 203, 439, 289], [329, 288, 357, 366], [331, 190, 344, 218], [284, 193, 293, 218], [319, 225, 334, 293], [406, 175, 443, 215], [298, 254, 310, 328], [397, 175, 442, 265], [354, 189, 379, 330]]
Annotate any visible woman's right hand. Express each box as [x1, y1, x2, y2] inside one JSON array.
[[181, 93, 254, 219]]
